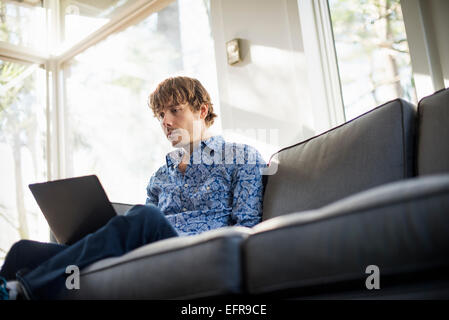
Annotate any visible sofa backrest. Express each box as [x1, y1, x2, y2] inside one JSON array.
[[417, 87, 449, 176], [262, 99, 416, 220]]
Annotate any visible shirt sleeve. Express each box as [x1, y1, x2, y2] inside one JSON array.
[[230, 145, 266, 227], [145, 174, 159, 207]]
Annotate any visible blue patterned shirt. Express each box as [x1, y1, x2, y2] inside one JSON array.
[[145, 135, 266, 236]]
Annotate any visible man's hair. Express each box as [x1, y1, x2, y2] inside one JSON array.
[[148, 76, 217, 127]]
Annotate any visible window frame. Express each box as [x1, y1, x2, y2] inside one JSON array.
[[400, 0, 446, 99], [297, 0, 346, 131]]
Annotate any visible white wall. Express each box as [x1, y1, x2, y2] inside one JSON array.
[[210, 0, 318, 161]]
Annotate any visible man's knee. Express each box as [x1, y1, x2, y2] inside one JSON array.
[[8, 239, 34, 256], [10, 239, 33, 251], [127, 204, 162, 219], [120, 205, 174, 233]]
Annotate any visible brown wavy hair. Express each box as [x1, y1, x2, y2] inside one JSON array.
[[148, 76, 217, 127]]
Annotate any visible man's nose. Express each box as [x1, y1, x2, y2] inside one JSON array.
[[161, 113, 172, 127]]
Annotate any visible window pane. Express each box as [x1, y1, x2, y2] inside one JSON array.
[[61, 0, 135, 47], [0, 59, 49, 265], [0, 0, 46, 49], [64, 0, 220, 205], [328, 0, 417, 120]]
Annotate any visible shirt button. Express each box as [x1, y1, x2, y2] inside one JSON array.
[[206, 186, 210, 190], [184, 184, 189, 187], [182, 208, 187, 211]]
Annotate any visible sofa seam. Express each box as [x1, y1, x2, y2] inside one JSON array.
[[249, 187, 449, 238], [413, 99, 421, 177], [416, 96, 424, 176], [399, 99, 407, 179]]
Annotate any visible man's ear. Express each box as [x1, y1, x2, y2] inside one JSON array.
[[200, 104, 209, 120]]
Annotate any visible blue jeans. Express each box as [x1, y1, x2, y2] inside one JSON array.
[[0, 204, 178, 300]]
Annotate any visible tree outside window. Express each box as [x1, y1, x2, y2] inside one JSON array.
[[328, 0, 417, 120]]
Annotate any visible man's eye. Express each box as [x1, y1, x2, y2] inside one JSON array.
[[159, 112, 165, 119]]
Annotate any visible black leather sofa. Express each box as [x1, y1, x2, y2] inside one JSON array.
[[61, 87, 449, 299]]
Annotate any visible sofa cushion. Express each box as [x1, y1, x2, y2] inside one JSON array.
[[244, 174, 449, 295], [59, 227, 253, 299], [262, 99, 416, 220], [417, 87, 449, 175]]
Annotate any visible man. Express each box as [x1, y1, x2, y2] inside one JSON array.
[[147, 76, 265, 235], [0, 76, 266, 300]]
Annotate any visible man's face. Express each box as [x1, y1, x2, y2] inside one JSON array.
[[157, 103, 203, 147]]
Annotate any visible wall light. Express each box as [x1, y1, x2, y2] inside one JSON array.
[[226, 38, 242, 65]]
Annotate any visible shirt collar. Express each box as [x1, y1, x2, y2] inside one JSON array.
[[165, 135, 225, 168]]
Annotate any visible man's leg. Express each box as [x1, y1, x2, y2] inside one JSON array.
[[17, 204, 178, 300], [0, 240, 68, 281]]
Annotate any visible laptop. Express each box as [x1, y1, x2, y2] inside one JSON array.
[[29, 175, 120, 245]]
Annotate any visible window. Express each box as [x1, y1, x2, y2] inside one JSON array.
[[328, 0, 417, 120], [60, 0, 135, 47], [0, 58, 49, 262], [0, 0, 46, 49]]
